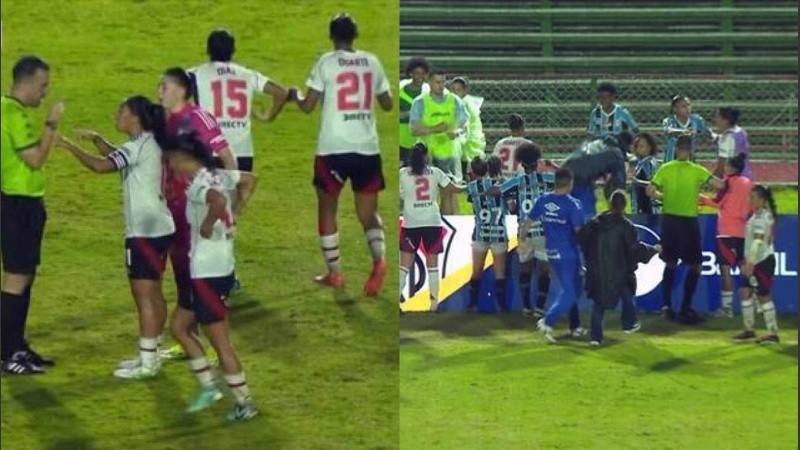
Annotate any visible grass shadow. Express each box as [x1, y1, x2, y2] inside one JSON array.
[[6, 378, 97, 449], [228, 292, 300, 364]]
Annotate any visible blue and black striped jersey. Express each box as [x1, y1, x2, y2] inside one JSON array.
[[467, 178, 508, 243]]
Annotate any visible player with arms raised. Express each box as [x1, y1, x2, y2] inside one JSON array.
[[466, 156, 511, 312], [189, 29, 290, 172], [499, 143, 554, 318], [294, 13, 393, 295]]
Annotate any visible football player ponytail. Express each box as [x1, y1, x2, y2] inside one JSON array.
[[410, 143, 428, 176]]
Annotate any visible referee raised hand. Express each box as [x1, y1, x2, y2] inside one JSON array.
[[1, 55, 64, 375]]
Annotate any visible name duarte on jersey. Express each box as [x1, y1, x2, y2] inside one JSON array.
[[337, 56, 370, 67]]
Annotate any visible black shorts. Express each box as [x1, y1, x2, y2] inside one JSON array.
[[213, 156, 253, 172], [660, 215, 702, 265], [1, 194, 46, 274], [717, 237, 744, 267], [191, 274, 235, 324], [401, 226, 445, 255], [746, 255, 776, 297], [125, 235, 172, 280], [313, 153, 385, 195]]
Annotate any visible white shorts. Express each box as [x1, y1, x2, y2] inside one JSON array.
[[518, 235, 548, 263], [472, 240, 508, 255]]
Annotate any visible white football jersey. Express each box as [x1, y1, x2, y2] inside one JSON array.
[[400, 166, 452, 228], [189, 62, 270, 158], [107, 132, 175, 238], [745, 208, 775, 264], [306, 49, 390, 156], [186, 168, 240, 278], [493, 136, 533, 177]]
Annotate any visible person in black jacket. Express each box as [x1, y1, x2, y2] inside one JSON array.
[[579, 190, 661, 345]]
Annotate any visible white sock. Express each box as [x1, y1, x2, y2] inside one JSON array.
[[741, 299, 755, 330], [225, 372, 252, 404], [139, 337, 158, 366], [320, 233, 341, 274], [400, 267, 409, 293], [366, 228, 385, 262], [428, 268, 440, 303], [721, 291, 733, 310], [761, 301, 779, 335], [189, 357, 215, 388]]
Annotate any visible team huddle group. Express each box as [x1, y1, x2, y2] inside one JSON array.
[[0, 14, 393, 421], [398, 57, 782, 346]]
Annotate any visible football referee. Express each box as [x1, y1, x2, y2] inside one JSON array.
[[1, 55, 64, 374], [647, 136, 724, 324]]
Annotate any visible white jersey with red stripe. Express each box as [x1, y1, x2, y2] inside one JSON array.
[[107, 132, 175, 238], [493, 136, 533, 177], [188, 62, 270, 158], [186, 168, 240, 278], [306, 49, 391, 156], [400, 166, 452, 228]]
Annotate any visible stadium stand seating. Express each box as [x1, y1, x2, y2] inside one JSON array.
[[400, 0, 798, 182]]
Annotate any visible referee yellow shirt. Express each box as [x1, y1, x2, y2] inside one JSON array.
[[1, 95, 44, 197], [651, 160, 713, 218]]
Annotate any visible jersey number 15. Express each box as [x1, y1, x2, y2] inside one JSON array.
[[211, 79, 248, 119]]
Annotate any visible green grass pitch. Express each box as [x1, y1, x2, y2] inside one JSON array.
[[1, 1, 398, 449], [400, 313, 798, 449]]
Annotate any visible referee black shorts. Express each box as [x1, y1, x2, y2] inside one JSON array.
[[660, 214, 702, 265], [1, 193, 47, 274]]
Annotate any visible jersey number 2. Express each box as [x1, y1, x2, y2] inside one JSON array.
[[415, 177, 430, 201], [336, 72, 373, 111], [498, 147, 519, 172], [211, 79, 248, 119]]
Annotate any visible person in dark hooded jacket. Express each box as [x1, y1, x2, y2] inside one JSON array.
[[579, 189, 661, 345]]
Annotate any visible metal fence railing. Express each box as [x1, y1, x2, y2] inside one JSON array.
[[466, 76, 798, 158]]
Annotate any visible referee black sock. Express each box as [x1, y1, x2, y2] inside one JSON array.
[[536, 273, 551, 310], [681, 269, 700, 312], [1, 291, 25, 359], [469, 279, 481, 309], [519, 271, 533, 310], [662, 266, 676, 310], [20, 283, 32, 346], [495, 278, 507, 311]]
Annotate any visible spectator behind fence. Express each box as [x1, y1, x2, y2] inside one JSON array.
[[662, 95, 711, 163], [713, 107, 752, 179], [586, 82, 639, 140]]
